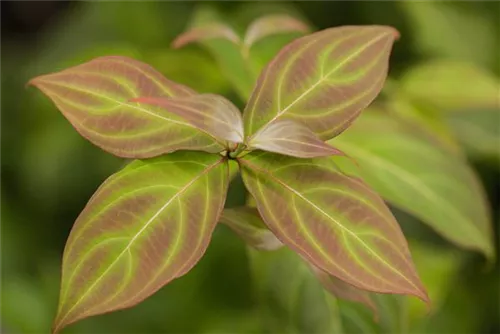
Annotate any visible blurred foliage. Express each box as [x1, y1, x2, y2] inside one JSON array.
[[1, 1, 499, 333]]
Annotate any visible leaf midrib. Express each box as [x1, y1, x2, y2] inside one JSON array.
[[249, 30, 390, 141], [56, 157, 225, 328], [240, 158, 420, 292], [35, 79, 225, 146]]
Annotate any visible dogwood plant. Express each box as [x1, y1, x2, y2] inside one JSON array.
[[29, 24, 430, 333]]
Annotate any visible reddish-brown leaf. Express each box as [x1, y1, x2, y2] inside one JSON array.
[[220, 207, 283, 251], [29, 56, 225, 158], [247, 119, 344, 158], [244, 26, 399, 142], [310, 264, 378, 320], [131, 94, 244, 144], [243, 14, 310, 48], [172, 23, 241, 49], [239, 151, 428, 302]]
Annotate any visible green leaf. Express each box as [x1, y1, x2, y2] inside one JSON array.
[[400, 61, 500, 111], [248, 247, 340, 334], [130, 94, 244, 144], [330, 109, 494, 259], [244, 25, 399, 142], [173, 11, 254, 101], [52, 151, 229, 333], [405, 240, 463, 330], [28, 56, 225, 158], [173, 9, 310, 101], [219, 207, 283, 251], [243, 14, 310, 48], [399, 2, 498, 70], [446, 109, 500, 165], [247, 119, 344, 158], [239, 151, 428, 302], [310, 265, 378, 320]]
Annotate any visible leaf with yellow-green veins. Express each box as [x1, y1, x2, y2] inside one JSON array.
[[243, 25, 399, 142], [238, 151, 428, 302], [330, 109, 495, 259], [247, 119, 344, 158], [52, 151, 229, 333], [310, 265, 378, 320], [219, 207, 283, 251], [130, 94, 244, 144], [243, 14, 310, 48], [28, 56, 225, 158]]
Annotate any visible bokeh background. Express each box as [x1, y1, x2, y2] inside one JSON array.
[[1, 1, 499, 333]]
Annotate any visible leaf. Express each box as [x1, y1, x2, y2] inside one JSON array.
[[400, 61, 500, 111], [219, 207, 283, 251], [247, 119, 344, 158], [243, 14, 309, 48], [28, 56, 226, 158], [399, 2, 498, 69], [171, 23, 241, 49], [248, 247, 341, 334], [52, 151, 229, 333], [173, 9, 255, 101], [130, 94, 244, 143], [310, 265, 378, 320], [330, 109, 494, 259], [239, 151, 428, 302], [243, 25, 399, 141], [405, 240, 463, 330], [446, 109, 500, 165]]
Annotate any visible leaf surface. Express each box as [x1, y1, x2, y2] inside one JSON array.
[[446, 109, 500, 165], [310, 265, 378, 319], [247, 119, 344, 158], [243, 14, 309, 48], [219, 207, 283, 251], [244, 25, 399, 141], [248, 247, 340, 334], [130, 94, 244, 144], [239, 151, 428, 301], [400, 61, 500, 111], [53, 151, 229, 332], [171, 23, 241, 48], [331, 109, 494, 258], [29, 56, 226, 158]]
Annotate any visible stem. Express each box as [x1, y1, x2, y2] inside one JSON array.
[[229, 143, 247, 158]]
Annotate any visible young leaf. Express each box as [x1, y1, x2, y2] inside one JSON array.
[[310, 265, 378, 320], [243, 14, 310, 48], [28, 56, 225, 158], [247, 119, 344, 158], [244, 25, 399, 141], [239, 151, 428, 302], [52, 151, 229, 333], [330, 109, 495, 259], [171, 23, 241, 49], [172, 13, 255, 101], [219, 207, 283, 251], [130, 94, 244, 144]]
